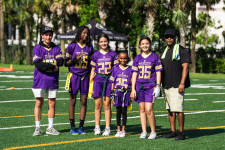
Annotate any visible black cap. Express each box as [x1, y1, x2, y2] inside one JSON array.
[[164, 29, 176, 37], [41, 26, 54, 34]]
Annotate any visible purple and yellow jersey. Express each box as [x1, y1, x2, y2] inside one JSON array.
[[90, 50, 118, 75], [109, 65, 132, 89], [132, 52, 163, 83], [32, 44, 63, 89], [65, 43, 94, 76]]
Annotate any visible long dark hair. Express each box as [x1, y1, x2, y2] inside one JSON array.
[[71, 25, 91, 45], [97, 33, 110, 49]]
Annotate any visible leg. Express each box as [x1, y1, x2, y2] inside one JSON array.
[[94, 97, 102, 126], [145, 103, 155, 132], [79, 94, 87, 127], [34, 97, 44, 122], [139, 102, 147, 132], [48, 98, 56, 127], [177, 112, 184, 132], [121, 106, 127, 131], [103, 96, 111, 127], [168, 111, 176, 132], [68, 94, 77, 119], [116, 106, 122, 131]]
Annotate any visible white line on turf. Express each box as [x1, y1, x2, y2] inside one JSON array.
[[1, 109, 224, 130], [213, 101, 225, 103]]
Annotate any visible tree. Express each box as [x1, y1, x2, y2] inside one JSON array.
[[0, 0, 6, 63]]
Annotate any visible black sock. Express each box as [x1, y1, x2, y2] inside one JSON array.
[[79, 120, 84, 128], [69, 119, 75, 128]]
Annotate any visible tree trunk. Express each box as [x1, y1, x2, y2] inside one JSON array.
[[136, 35, 141, 55], [179, 26, 186, 47], [0, 0, 6, 63], [25, 21, 32, 65], [60, 16, 65, 56], [146, 9, 155, 39], [205, 3, 209, 49], [190, 1, 196, 73]]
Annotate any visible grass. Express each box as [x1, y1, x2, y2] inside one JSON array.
[[1, 70, 225, 149]]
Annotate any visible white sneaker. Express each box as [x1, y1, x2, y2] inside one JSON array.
[[46, 127, 60, 135], [140, 132, 147, 139], [148, 132, 157, 139], [115, 130, 121, 137], [94, 127, 101, 135], [119, 130, 126, 137], [33, 127, 42, 136], [102, 128, 111, 136]]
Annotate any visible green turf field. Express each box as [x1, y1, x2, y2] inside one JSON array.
[[0, 71, 225, 150]]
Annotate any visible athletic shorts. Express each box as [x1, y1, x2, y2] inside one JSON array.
[[113, 90, 130, 107], [92, 80, 111, 98], [164, 88, 184, 112], [32, 88, 57, 99], [134, 82, 155, 103], [69, 73, 89, 95]]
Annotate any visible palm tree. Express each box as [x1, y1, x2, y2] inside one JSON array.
[[199, 0, 220, 48], [0, 0, 6, 63], [97, 0, 111, 26]]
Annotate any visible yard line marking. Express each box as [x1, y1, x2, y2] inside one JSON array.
[[0, 80, 66, 82], [3, 125, 225, 150], [213, 101, 225, 103], [184, 99, 198, 101], [1, 110, 225, 130], [185, 93, 225, 95]]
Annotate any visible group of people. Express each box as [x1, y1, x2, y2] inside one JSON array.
[[32, 25, 191, 141]]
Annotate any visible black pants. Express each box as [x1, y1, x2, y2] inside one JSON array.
[[116, 106, 127, 127]]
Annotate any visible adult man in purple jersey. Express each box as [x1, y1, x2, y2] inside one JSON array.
[[32, 26, 64, 136]]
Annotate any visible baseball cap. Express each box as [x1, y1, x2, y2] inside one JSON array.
[[164, 29, 176, 37], [41, 26, 54, 34]]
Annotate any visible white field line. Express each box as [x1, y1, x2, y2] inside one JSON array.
[[0, 86, 66, 91], [0, 98, 93, 103], [213, 101, 225, 103], [185, 93, 225, 95], [1, 109, 225, 130], [0, 80, 66, 83], [184, 99, 198, 101]]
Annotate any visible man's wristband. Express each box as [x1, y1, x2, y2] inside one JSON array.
[[156, 84, 161, 87]]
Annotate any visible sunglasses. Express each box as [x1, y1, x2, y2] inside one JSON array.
[[165, 35, 174, 39], [44, 33, 53, 36]]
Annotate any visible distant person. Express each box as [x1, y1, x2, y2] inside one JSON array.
[[109, 51, 132, 138], [64, 26, 94, 135], [130, 36, 162, 139], [161, 29, 191, 140], [90, 33, 118, 136], [32, 26, 64, 136]]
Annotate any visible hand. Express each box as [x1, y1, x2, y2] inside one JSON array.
[[52, 60, 58, 72], [152, 86, 160, 98], [76, 53, 83, 61], [130, 90, 136, 101], [178, 84, 185, 93], [110, 90, 115, 103]]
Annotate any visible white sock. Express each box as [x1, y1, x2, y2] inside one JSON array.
[[95, 125, 100, 129], [106, 126, 110, 130], [35, 121, 40, 128], [48, 118, 54, 128]]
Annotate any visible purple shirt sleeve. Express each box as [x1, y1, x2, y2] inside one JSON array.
[[132, 55, 139, 72]]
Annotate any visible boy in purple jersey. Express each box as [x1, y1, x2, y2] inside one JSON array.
[[64, 26, 94, 135], [109, 51, 132, 138], [90, 34, 118, 136], [130, 36, 162, 139], [32, 26, 64, 136]]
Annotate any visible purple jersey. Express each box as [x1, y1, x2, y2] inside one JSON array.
[[65, 43, 94, 76], [32, 44, 63, 89], [90, 50, 118, 76], [109, 65, 132, 89], [132, 52, 163, 83]]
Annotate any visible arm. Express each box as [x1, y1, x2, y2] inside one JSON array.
[[178, 63, 189, 93], [90, 67, 95, 81], [156, 71, 161, 85], [130, 72, 137, 100], [34, 59, 56, 72], [56, 58, 64, 66]]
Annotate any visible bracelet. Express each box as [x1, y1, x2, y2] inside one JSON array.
[[156, 84, 161, 87]]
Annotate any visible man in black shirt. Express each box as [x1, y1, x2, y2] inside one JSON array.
[[161, 29, 191, 140]]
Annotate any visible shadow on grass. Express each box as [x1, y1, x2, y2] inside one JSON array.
[[184, 128, 225, 139]]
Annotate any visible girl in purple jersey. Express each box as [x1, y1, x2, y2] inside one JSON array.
[[64, 26, 94, 135], [90, 34, 118, 136], [130, 36, 163, 139]]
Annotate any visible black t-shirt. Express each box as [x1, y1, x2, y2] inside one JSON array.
[[161, 45, 191, 89]]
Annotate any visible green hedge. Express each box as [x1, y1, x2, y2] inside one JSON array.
[[197, 58, 225, 73]]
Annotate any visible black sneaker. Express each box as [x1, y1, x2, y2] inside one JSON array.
[[175, 132, 185, 140], [163, 131, 177, 138]]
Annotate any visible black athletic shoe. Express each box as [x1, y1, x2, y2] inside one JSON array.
[[163, 131, 177, 138], [175, 132, 185, 140]]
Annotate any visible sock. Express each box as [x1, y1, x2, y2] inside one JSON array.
[[70, 119, 75, 128], [48, 118, 54, 128], [35, 121, 40, 128], [79, 120, 84, 128], [95, 125, 100, 129], [106, 126, 110, 130]]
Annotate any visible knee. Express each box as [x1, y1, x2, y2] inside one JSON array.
[[95, 103, 102, 110], [48, 99, 56, 108], [80, 99, 87, 106]]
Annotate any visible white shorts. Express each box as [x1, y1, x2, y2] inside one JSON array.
[[164, 88, 184, 112], [32, 88, 58, 99]]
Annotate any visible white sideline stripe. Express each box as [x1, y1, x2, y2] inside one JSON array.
[[0, 87, 65, 91], [0, 98, 93, 103], [213, 101, 225, 103], [0, 80, 66, 82], [184, 99, 198, 101], [1, 109, 225, 130], [186, 93, 225, 95]]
